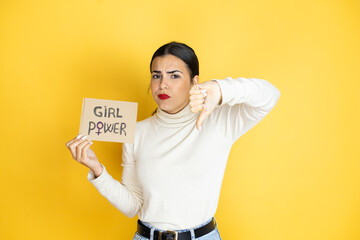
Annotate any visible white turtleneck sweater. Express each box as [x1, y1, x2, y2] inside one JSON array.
[[87, 77, 281, 230]]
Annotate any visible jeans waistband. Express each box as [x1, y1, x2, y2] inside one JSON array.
[[139, 217, 217, 232]]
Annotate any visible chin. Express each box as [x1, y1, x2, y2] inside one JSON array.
[[160, 107, 176, 114], [156, 102, 172, 113], [156, 101, 187, 114], [163, 106, 186, 114], [158, 105, 177, 114]]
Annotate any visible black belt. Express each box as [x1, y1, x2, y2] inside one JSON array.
[[137, 218, 216, 240]]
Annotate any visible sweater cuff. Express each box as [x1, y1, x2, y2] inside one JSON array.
[[87, 164, 109, 186]]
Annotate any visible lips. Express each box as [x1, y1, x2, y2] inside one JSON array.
[[158, 94, 170, 100]]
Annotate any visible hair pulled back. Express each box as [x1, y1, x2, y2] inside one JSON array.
[[150, 41, 199, 79]]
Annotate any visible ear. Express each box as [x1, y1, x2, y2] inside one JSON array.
[[192, 75, 199, 85]]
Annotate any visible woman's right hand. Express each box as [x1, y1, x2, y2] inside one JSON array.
[[65, 134, 103, 177]]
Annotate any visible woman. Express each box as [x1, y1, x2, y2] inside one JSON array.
[[66, 41, 281, 240]]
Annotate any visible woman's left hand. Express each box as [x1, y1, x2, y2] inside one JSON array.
[[189, 80, 222, 130]]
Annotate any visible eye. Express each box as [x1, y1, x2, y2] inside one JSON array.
[[171, 74, 180, 79], [152, 74, 161, 79]]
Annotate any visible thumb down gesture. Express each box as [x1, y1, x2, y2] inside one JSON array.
[[189, 80, 222, 130]]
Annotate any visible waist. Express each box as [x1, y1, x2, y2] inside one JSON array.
[[137, 217, 217, 240]]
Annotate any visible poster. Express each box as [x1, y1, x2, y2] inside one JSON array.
[[79, 98, 138, 143]]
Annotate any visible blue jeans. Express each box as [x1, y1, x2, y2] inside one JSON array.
[[132, 217, 222, 240]]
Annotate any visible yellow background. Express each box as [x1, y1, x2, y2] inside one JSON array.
[[1, 0, 359, 239]]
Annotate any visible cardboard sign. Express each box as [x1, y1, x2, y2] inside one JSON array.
[[79, 98, 138, 143]]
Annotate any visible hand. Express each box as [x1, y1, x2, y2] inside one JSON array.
[[65, 134, 103, 176], [189, 80, 222, 130]]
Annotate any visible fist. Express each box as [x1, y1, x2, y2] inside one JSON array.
[[189, 80, 222, 130]]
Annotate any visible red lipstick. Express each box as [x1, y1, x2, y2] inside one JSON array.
[[158, 94, 170, 100]]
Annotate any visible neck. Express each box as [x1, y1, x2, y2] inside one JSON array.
[[154, 104, 199, 128]]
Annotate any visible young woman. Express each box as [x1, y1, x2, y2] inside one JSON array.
[[66, 42, 281, 240]]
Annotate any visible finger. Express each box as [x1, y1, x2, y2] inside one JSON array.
[[190, 87, 207, 95], [68, 140, 84, 159], [189, 99, 204, 108], [76, 139, 91, 161], [193, 82, 201, 91], [189, 84, 199, 93], [196, 108, 209, 130], [190, 83, 208, 93], [81, 141, 93, 161], [68, 136, 87, 153], [70, 136, 88, 159], [190, 89, 201, 95], [66, 139, 76, 149], [190, 104, 204, 113], [65, 134, 82, 148], [189, 94, 205, 101]]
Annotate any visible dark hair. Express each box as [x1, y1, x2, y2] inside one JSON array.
[[150, 41, 199, 79]]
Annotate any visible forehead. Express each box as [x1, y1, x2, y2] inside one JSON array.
[[151, 55, 188, 72]]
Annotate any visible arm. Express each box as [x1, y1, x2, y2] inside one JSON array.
[[87, 142, 143, 218], [211, 77, 281, 143]]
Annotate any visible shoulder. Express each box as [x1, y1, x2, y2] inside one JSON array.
[[124, 115, 156, 154], [132, 114, 156, 141], [136, 114, 155, 129]]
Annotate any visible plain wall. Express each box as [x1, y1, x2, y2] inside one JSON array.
[[0, 0, 359, 239]]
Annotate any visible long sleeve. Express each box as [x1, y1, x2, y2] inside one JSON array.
[[87, 142, 143, 218], [210, 77, 281, 143]]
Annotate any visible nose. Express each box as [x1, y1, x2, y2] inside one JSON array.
[[159, 78, 168, 90]]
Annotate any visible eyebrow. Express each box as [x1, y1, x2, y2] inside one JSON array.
[[152, 70, 183, 74]]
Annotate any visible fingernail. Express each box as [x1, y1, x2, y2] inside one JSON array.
[[81, 135, 88, 140], [90, 142, 93, 145], [76, 134, 82, 139], [203, 92, 207, 97], [201, 90, 207, 93], [203, 99, 205, 103]]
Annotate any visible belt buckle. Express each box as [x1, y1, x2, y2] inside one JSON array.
[[158, 230, 178, 240]]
